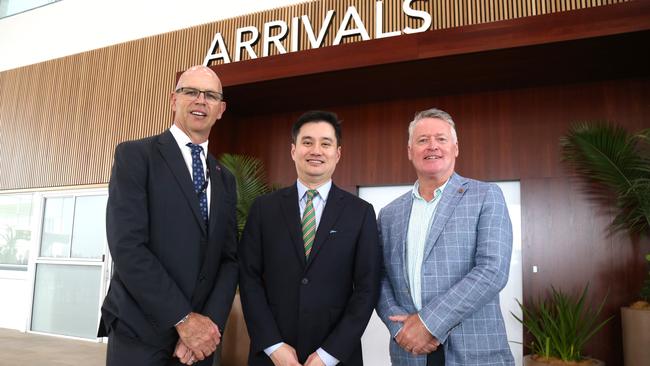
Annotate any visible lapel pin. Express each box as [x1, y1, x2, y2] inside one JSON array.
[[329, 230, 337, 234], [458, 188, 464, 193]]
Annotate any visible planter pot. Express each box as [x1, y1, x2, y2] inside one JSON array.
[[219, 293, 250, 366], [621, 306, 650, 366], [524, 355, 604, 366]]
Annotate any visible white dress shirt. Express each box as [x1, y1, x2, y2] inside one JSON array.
[[264, 179, 339, 366], [169, 124, 211, 212]]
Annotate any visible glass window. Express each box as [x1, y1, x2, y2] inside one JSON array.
[[0, 0, 61, 19], [30, 189, 108, 340], [40, 195, 107, 259], [0, 194, 34, 270], [71, 195, 108, 259], [40, 196, 74, 258], [31, 263, 102, 339]]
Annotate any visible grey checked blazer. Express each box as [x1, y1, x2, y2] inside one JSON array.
[[376, 173, 514, 366]]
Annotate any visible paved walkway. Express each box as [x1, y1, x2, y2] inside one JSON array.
[[0, 328, 106, 366]]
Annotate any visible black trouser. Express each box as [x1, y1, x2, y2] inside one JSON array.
[[106, 328, 215, 366], [426, 347, 445, 366]]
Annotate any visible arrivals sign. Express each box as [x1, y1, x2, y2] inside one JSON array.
[[203, 0, 431, 65]]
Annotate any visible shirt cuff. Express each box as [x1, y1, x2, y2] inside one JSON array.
[[264, 342, 284, 356], [317, 348, 339, 366], [417, 313, 435, 338], [394, 326, 402, 338], [174, 312, 191, 327]]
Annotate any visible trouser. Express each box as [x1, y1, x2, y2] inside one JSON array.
[[426, 347, 445, 366], [106, 328, 215, 366]]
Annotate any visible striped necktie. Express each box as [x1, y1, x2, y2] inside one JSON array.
[[301, 189, 318, 258]]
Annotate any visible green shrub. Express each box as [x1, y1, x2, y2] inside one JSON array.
[[513, 285, 612, 362]]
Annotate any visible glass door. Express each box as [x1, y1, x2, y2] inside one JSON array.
[[28, 188, 109, 340]]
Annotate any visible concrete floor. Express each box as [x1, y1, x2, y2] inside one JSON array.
[[0, 328, 106, 366]]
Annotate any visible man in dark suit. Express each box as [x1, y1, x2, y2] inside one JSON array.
[[98, 65, 239, 366], [239, 111, 381, 366]]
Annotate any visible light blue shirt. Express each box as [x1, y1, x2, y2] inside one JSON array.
[[406, 180, 447, 310], [297, 179, 331, 226], [264, 179, 338, 366]]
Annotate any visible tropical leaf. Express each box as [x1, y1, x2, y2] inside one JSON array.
[[218, 154, 272, 237], [513, 285, 613, 362], [560, 123, 650, 236]]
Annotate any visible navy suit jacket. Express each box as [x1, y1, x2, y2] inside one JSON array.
[[239, 183, 381, 366], [98, 129, 238, 349]]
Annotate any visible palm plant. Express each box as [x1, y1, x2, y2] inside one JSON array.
[[559, 123, 650, 236], [218, 153, 272, 237], [561, 123, 650, 306], [513, 285, 612, 362]]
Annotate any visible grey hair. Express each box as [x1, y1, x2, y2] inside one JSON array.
[[407, 108, 458, 145]]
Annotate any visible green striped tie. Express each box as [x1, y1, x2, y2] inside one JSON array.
[[302, 189, 318, 258]]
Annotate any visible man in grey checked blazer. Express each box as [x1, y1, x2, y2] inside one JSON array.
[[376, 108, 514, 366]]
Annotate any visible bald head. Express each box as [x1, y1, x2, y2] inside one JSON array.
[[175, 65, 222, 93]]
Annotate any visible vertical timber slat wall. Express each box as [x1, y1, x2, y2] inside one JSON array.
[[0, 0, 629, 189]]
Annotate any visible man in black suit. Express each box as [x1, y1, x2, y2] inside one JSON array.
[[239, 111, 381, 366], [99, 65, 238, 366]]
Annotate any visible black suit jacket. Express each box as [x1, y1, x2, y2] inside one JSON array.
[[98, 130, 239, 349], [239, 183, 380, 366]]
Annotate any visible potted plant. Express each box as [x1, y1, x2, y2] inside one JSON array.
[[513, 285, 612, 366], [634, 253, 650, 309], [217, 154, 272, 366], [620, 253, 650, 366], [560, 123, 650, 365]]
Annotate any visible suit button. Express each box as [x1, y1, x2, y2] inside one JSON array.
[[301, 278, 309, 285]]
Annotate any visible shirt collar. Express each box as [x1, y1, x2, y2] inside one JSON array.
[[297, 179, 332, 202], [170, 124, 209, 153], [412, 179, 449, 203]]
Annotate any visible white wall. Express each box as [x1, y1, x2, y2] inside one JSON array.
[[0, 270, 30, 331], [0, 0, 306, 72]]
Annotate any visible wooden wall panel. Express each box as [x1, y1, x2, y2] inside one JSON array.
[[213, 0, 631, 58], [522, 176, 650, 363], [0, 0, 633, 190], [213, 78, 649, 185]]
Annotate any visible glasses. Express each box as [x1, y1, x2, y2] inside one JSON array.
[[175, 87, 224, 103]]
